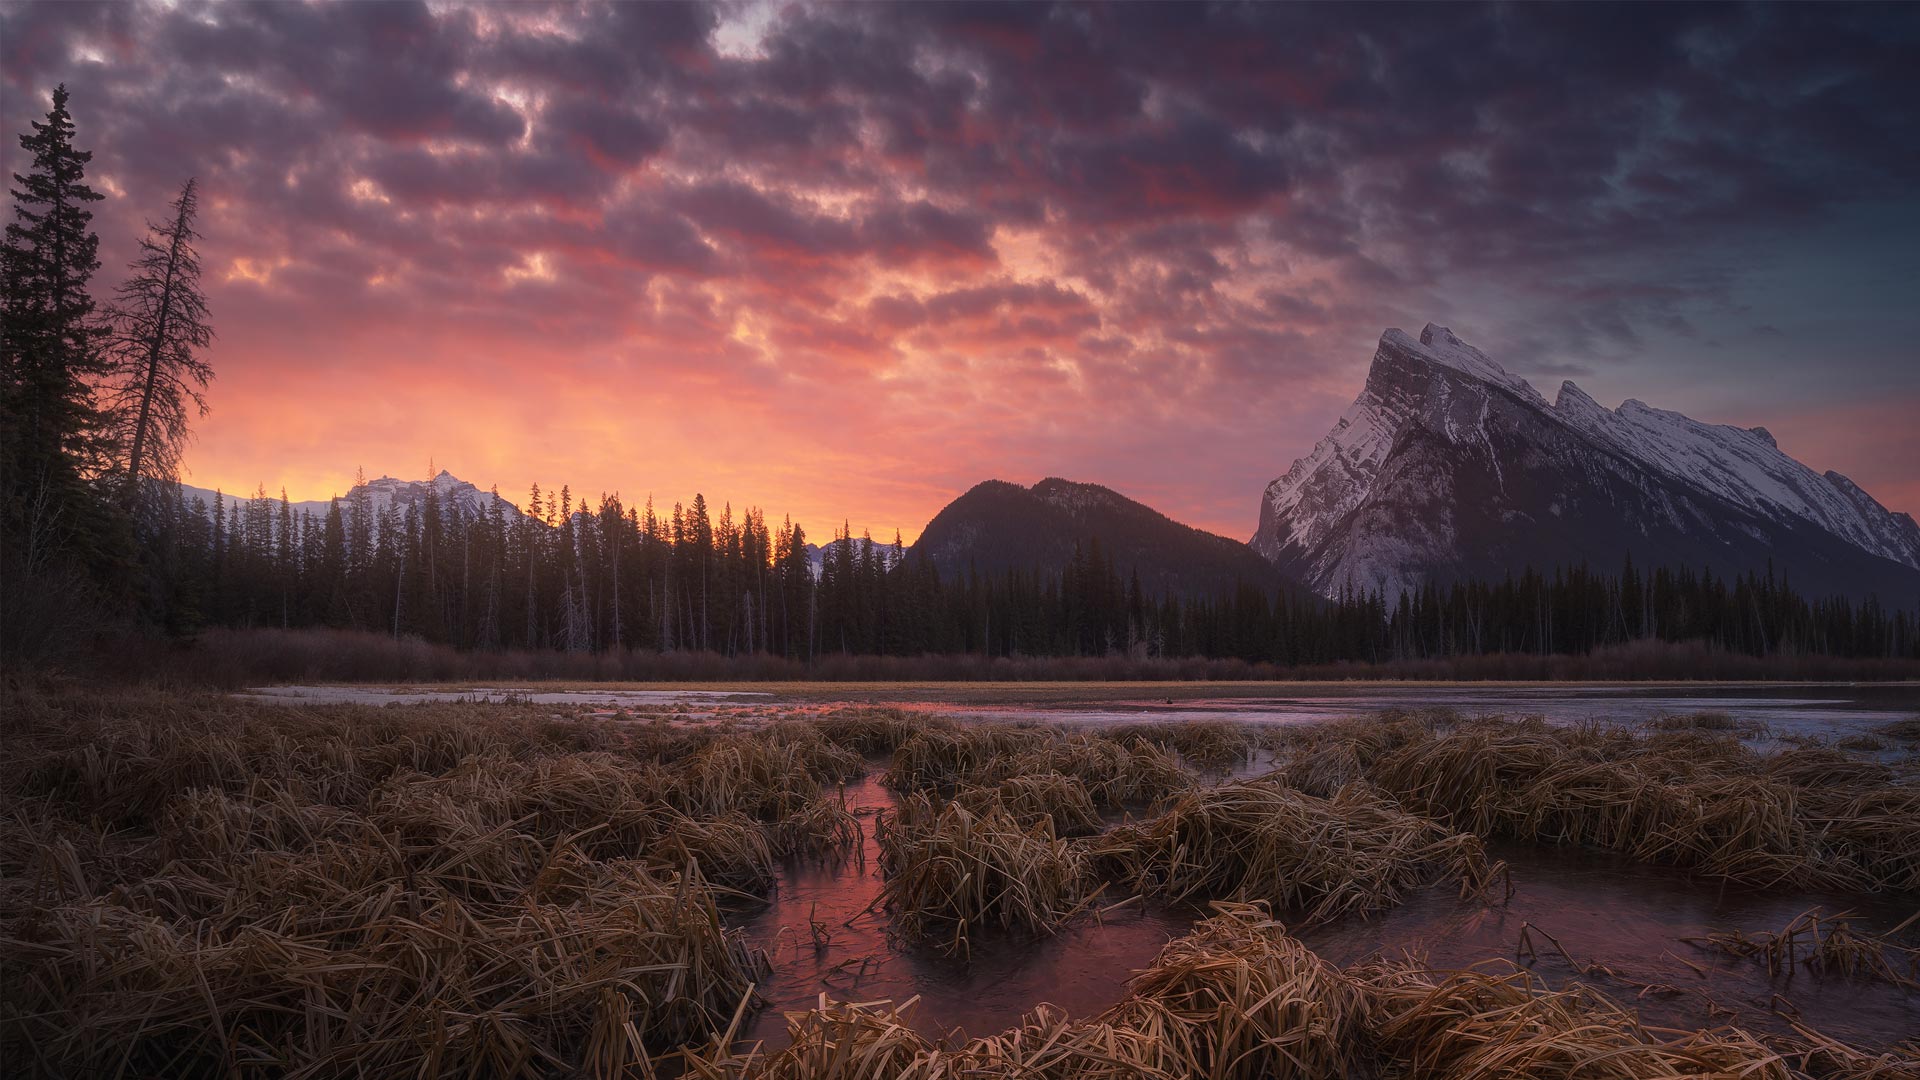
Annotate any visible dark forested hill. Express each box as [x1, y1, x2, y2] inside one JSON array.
[[911, 477, 1297, 600]]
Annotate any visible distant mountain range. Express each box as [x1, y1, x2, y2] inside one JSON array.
[[185, 327, 1918, 604], [180, 470, 518, 521], [908, 478, 1294, 599], [1249, 324, 1920, 601], [180, 469, 888, 580]]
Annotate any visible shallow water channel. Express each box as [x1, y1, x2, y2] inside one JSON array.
[[728, 763, 1920, 1052]]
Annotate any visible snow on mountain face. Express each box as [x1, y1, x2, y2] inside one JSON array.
[[1254, 324, 1920, 600], [805, 537, 902, 580], [179, 470, 520, 522], [1252, 324, 1545, 574], [1552, 392, 1920, 570]]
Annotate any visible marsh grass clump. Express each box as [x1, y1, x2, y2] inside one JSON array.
[[883, 725, 1056, 791], [1095, 779, 1502, 925], [1802, 784, 1920, 893], [875, 794, 1092, 954], [682, 998, 1170, 1080], [767, 795, 863, 859], [696, 996, 937, 1080], [1270, 714, 1431, 797], [947, 1004, 1167, 1080], [1018, 732, 1193, 806], [1651, 710, 1735, 730], [883, 724, 1191, 808], [1356, 718, 1892, 890], [1765, 747, 1897, 790], [1357, 961, 1794, 1080], [1100, 902, 1368, 1080], [1101, 719, 1257, 770], [954, 772, 1103, 837], [808, 708, 937, 756], [1648, 710, 1766, 738], [0, 690, 933, 1078], [1836, 734, 1888, 752], [1768, 1020, 1920, 1080], [1874, 717, 1920, 743], [2, 859, 763, 1078]]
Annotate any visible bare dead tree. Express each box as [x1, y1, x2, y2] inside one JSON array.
[[104, 177, 212, 509]]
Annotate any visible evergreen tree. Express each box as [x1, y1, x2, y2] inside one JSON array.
[[1, 84, 121, 657], [2, 85, 108, 501]]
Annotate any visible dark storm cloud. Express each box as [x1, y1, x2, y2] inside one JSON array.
[[2, 0, 1916, 529]]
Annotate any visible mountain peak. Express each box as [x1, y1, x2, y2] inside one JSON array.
[[1378, 323, 1545, 407], [917, 475, 1294, 599], [1554, 379, 1601, 412], [1255, 324, 1920, 600]]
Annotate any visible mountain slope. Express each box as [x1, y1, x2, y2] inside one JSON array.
[[179, 470, 520, 521], [1254, 325, 1920, 602], [915, 478, 1295, 599]]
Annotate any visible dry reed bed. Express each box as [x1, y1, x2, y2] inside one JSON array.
[[874, 794, 1094, 955], [1097, 902, 1367, 1080], [5, 857, 761, 1078], [0, 689, 913, 1078], [1313, 716, 1920, 891], [1358, 960, 1798, 1079], [1769, 1022, 1920, 1080], [883, 724, 1192, 806], [9, 692, 1917, 1078], [1092, 779, 1504, 925], [1101, 718, 1258, 770], [953, 772, 1104, 836]]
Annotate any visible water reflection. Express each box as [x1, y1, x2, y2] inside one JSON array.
[[725, 771, 1919, 1051]]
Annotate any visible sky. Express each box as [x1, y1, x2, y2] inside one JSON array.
[[4, 1, 1917, 542]]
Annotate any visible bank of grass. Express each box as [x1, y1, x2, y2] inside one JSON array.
[[1093, 780, 1505, 925], [89, 625, 1920, 687], [1280, 712, 1920, 892], [0, 688, 885, 1076], [1358, 961, 1799, 1079], [875, 794, 1095, 955], [884, 725, 1192, 806]]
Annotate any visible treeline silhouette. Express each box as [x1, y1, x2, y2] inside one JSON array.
[[152, 480, 1919, 668], [3, 86, 213, 663]]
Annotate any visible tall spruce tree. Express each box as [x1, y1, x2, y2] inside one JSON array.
[[3, 85, 107, 492], [1, 84, 120, 658]]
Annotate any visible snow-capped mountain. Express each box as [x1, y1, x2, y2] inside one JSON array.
[[805, 536, 904, 579], [1254, 324, 1920, 601], [179, 470, 520, 521]]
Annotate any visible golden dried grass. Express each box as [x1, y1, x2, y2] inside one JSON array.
[[874, 794, 1094, 955], [1357, 960, 1794, 1079], [954, 772, 1103, 837], [1099, 901, 1367, 1080], [1093, 779, 1503, 925]]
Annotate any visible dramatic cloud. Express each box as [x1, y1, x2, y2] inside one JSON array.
[[3, 0, 1915, 537]]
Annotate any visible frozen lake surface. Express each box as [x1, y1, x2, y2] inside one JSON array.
[[243, 681, 1920, 742]]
